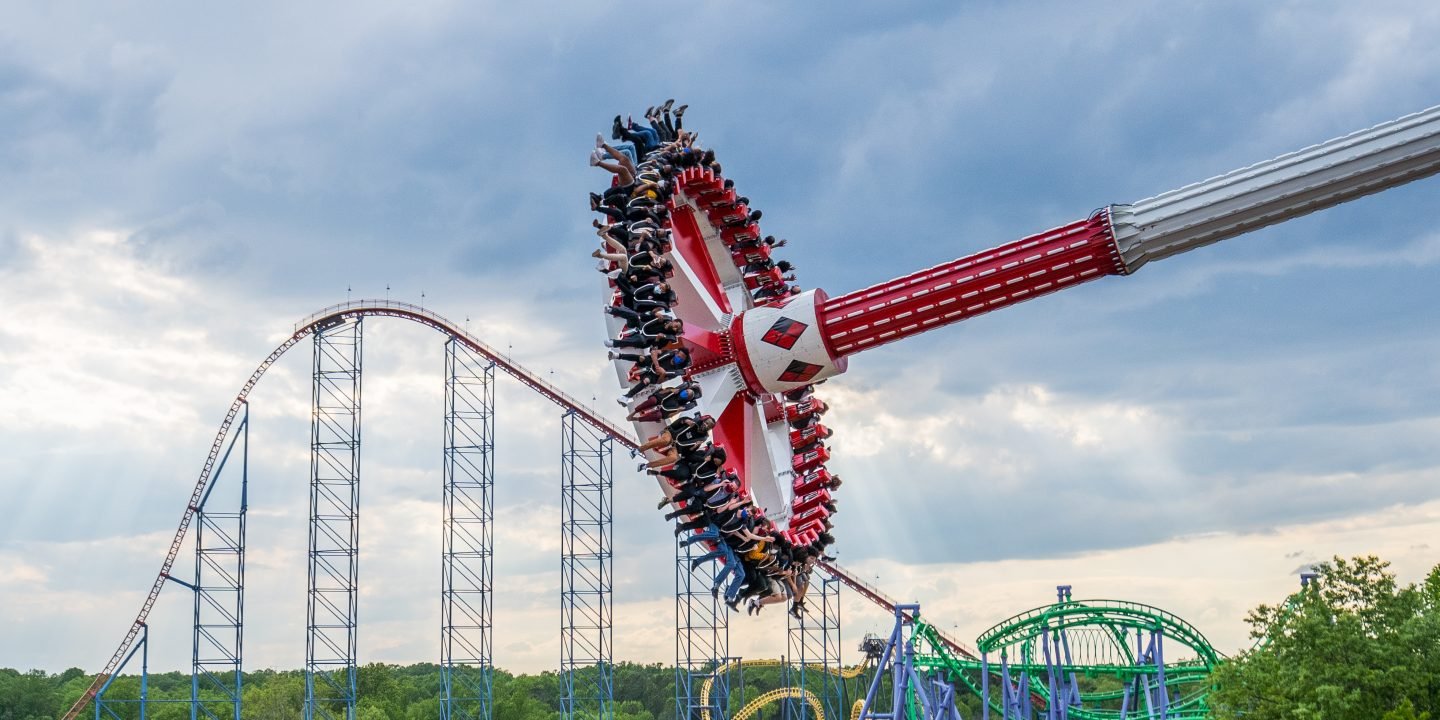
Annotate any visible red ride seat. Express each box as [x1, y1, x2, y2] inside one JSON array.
[[792, 488, 832, 514], [790, 511, 826, 533], [790, 424, 829, 450], [708, 204, 749, 226], [786, 399, 828, 423], [696, 190, 736, 208], [789, 522, 816, 537], [687, 181, 723, 198], [731, 244, 771, 267], [721, 225, 761, 246], [681, 168, 715, 185], [792, 468, 832, 496], [743, 267, 784, 290], [680, 174, 721, 194], [792, 446, 831, 473]]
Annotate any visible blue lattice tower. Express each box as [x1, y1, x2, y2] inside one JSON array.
[[307, 317, 362, 720], [817, 575, 846, 720], [674, 537, 730, 720], [93, 624, 149, 719], [187, 402, 250, 720], [560, 410, 615, 720], [786, 571, 844, 720], [442, 340, 496, 720]]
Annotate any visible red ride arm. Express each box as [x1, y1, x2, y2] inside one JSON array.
[[818, 213, 1125, 358]]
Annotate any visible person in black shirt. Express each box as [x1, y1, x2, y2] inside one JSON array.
[[635, 414, 714, 471], [615, 347, 691, 398], [627, 381, 701, 422], [606, 318, 681, 349], [615, 279, 675, 312], [658, 443, 721, 482], [605, 305, 671, 331]]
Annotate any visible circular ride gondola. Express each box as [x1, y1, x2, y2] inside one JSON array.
[[593, 104, 840, 613]]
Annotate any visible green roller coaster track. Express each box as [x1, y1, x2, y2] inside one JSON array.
[[909, 597, 1222, 719]]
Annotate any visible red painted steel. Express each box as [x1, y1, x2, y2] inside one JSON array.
[[668, 203, 733, 315], [820, 214, 1125, 357]]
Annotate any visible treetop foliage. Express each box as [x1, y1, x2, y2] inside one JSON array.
[[1209, 555, 1439, 720]]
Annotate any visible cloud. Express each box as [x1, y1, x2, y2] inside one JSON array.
[[828, 498, 1440, 662]]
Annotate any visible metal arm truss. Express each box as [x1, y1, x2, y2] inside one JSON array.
[[818, 104, 1440, 359], [1111, 103, 1440, 271], [675, 535, 731, 720], [560, 411, 616, 720], [443, 341, 496, 720], [820, 214, 1122, 357], [307, 318, 363, 720]]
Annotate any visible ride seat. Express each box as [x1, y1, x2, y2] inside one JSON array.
[[731, 244, 771, 266], [786, 399, 827, 423], [720, 225, 761, 246], [792, 469, 832, 496], [792, 489, 832, 514], [791, 504, 829, 526], [792, 446, 830, 473], [790, 424, 828, 450]]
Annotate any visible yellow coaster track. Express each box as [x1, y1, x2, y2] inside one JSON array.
[[699, 657, 872, 720]]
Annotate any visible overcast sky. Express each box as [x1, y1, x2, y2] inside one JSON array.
[[2, 0, 1440, 678]]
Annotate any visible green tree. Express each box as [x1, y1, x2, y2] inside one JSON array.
[[242, 671, 305, 719], [1210, 556, 1440, 719], [0, 669, 58, 720]]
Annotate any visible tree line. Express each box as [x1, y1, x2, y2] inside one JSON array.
[[3, 555, 1435, 719]]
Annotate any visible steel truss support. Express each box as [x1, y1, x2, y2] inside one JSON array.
[[986, 627, 1175, 720], [560, 410, 615, 720], [307, 317, 362, 720], [786, 572, 844, 720], [860, 604, 962, 720], [189, 403, 249, 720], [1114, 628, 1171, 720], [982, 586, 1180, 720], [674, 536, 730, 720], [442, 341, 496, 720], [94, 624, 149, 719]]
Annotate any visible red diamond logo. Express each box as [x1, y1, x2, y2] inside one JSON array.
[[761, 317, 808, 350], [778, 360, 823, 384]]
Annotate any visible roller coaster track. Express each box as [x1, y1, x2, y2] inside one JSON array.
[[700, 657, 871, 720], [730, 688, 828, 720], [60, 298, 934, 720], [61, 299, 640, 720], [57, 299, 1118, 720], [816, 561, 978, 660]]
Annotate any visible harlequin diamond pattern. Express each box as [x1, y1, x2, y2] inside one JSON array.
[[778, 360, 823, 384], [761, 317, 808, 350]]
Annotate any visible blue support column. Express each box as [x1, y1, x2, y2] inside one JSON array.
[[95, 623, 149, 720], [858, 604, 961, 720], [190, 403, 249, 720], [307, 317, 362, 720], [786, 573, 841, 720], [442, 340, 496, 720], [560, 410, 614, 720], [674, 536, 729, 720]]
